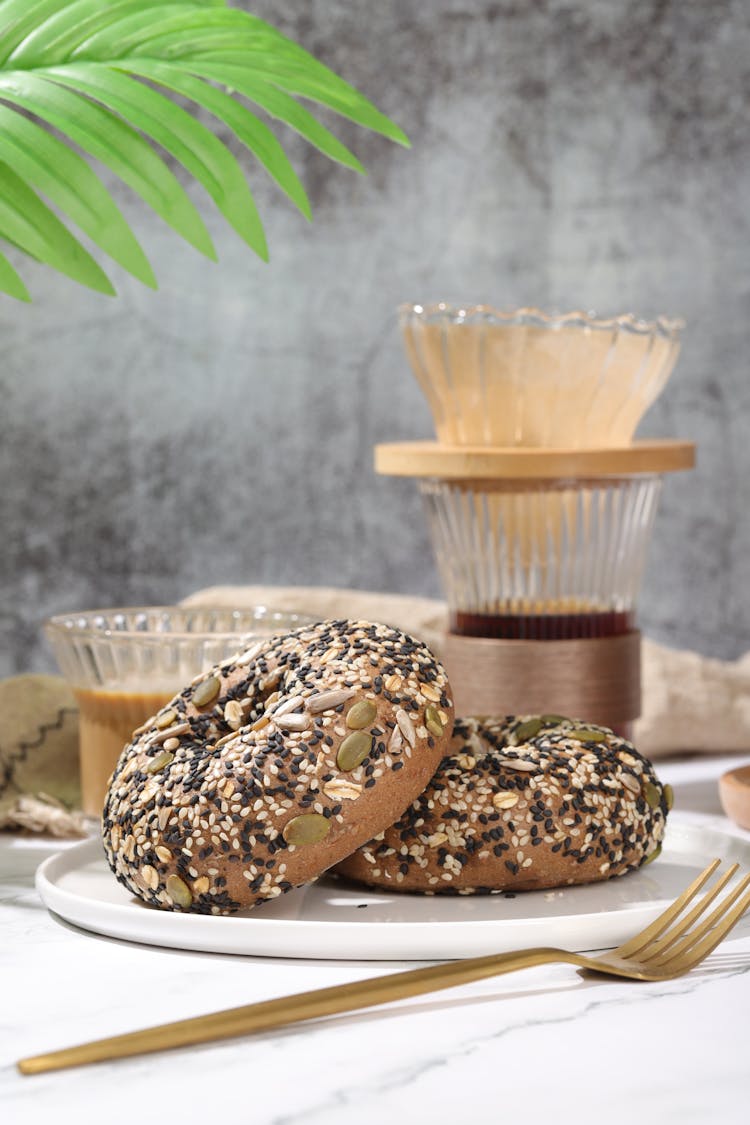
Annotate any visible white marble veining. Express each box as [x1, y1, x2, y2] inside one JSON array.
[[3, 755, 750, 1125]]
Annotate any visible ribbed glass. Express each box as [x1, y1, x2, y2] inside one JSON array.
[[420, 476, 662, 639], [400, 304, 683, 447], [44, 605, 316, 691]]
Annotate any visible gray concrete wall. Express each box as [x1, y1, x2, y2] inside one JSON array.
[[1, 0, 749, 674]]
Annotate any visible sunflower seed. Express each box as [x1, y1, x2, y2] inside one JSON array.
[[235, 640, 266, 666], [274, 713, 308, 732], [145, 722, 190, 748], [388, 726, 404, 754], [396, 708, 417, 747], [274, 695, 305, 718], [497, 758, 538, 772], [306, 688, 357, 714]]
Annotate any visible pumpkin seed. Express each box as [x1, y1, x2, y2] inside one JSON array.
[[283, 813, 331, 846], [346, 699, 377, 730], [664, 783, 674, 811], [540, 714, 569, 725], [425, 706, 444, 738], [155, 709, 177, 730], [145, 750, 174, 774], [192, 675, 220, 708], [337, 731, 372, 771], [643, 781, 661, 809], [514, 717, 543, 742], [166, 874, 193, 908], [567, 728, 607, 743]]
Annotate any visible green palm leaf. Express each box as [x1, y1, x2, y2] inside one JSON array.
[[0, 157, 115, 292], [116, 58, 312, 220], [0, 0, 409, 300], [0, 246, 30, 301], [0, 104, 157, 287]]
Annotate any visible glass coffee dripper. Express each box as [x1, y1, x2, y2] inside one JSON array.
[[376, 304, 694, 731]]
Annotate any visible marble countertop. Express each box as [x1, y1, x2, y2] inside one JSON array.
[[3, 754, 750, 1125]]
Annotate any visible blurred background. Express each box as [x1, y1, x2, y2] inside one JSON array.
[[1, 0, 748, 675]]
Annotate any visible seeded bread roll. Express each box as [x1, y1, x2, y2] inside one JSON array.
[[102, 619, 453, 913], [333, 715, 671, 894]]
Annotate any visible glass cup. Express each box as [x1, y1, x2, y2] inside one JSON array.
[[420, 474, 662, 640], [399, 304, 683, 448], [44, 605, 316, 818]]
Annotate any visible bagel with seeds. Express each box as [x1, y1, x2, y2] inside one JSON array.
[[332, 715, 671, 894], [102, 619, 454, 913]]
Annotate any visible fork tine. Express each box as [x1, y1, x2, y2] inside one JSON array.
[[646, 873, 750, 969], [633, 863, 740, 961], [614, 859, 722, 958], [657, 883, 750, 974]]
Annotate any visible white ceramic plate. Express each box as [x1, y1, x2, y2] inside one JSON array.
[[36, 812, 750, 961]]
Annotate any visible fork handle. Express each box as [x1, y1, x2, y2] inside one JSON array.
[[19, 946, 582, 1075]]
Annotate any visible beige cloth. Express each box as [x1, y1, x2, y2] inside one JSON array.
[[2, 584, 748, 837], [0, 675, 87, 837]]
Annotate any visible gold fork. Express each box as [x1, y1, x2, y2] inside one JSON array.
[[18, 858, 750, 1076]]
